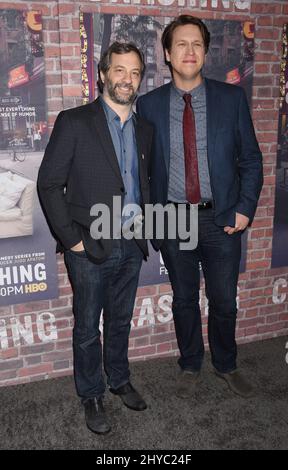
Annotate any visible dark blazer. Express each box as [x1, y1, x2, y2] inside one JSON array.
[[37, 98, 153, 263], [137, 79, 263, 242]]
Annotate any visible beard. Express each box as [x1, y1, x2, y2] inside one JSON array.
[[106, 78, 137, 105]]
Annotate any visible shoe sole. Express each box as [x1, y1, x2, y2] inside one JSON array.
[[120, 397, 147, 411], [86, 424, 111, 435]]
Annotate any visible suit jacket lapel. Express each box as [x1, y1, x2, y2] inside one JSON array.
[[159, 84, 171, 177], [205, 78, 221, 168], [90, 98, 123, 183]]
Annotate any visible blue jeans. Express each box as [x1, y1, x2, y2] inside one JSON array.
[[161, 209, 241, 374], [64, 238, 143, 400]]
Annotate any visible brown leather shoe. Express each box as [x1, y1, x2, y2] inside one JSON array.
[[176, 370, 201, 399], [215, 369, 253, 398]]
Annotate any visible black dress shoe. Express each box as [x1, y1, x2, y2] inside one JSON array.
[[83, 397, 111, 434], [110, 382, 147, 411]]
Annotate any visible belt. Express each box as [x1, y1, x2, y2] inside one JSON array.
[[168, 201, 213, 210]]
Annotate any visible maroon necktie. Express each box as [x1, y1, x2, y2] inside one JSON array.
[[183, 93, 201, 204]]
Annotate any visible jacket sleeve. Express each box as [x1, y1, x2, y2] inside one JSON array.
[[37, 110, 82, 249], [234, 88, 263, 223]]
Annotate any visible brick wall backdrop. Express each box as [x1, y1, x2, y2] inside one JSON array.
[[0, 0, 287, 387]]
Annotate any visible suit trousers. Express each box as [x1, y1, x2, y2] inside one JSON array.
[[160, 208, 242, 373], [64, 238, 143, 400]]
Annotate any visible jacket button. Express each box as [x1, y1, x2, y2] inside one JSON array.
[[120, 187, 125, 193]]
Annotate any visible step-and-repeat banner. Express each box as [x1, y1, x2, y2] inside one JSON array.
[[0, 9, 58, 306]]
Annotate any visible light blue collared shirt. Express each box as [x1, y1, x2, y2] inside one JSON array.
[[100, 97, 141, 222]]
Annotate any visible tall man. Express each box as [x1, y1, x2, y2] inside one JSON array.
[[137, 16, 263, 398], [38, 42, 153, 434]]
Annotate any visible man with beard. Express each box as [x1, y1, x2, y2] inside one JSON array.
[[37, 43, 153, 434]]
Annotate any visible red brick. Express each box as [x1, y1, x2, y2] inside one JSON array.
[[32, 4, 51, 15], [50, 298, 69, 309], [0, 3, 23, 10], [239, 318, 265, 329], [72, 18, 80, 30], [25, 356, 42, 366], [254, 64, 270, 74], [58, 285, 73, 296], [0, 359, 23, 371], [253, 109, 278, 120], [259, 42, 275, 53], [59, 17, 72, 30], [0, 370, 17, 381], [245, 309, 259, 319], [45, 46, 61, 58], [54, 360, 70, 370], [158, 284, 172, 294], [258, 323, 286, 334], [61, 59, 81, 71], [134, 336, 150, 348], [266, 314, 279, 324], [252, 4, 282, 15], [257, 17, 273, 27], [46, 74, 62, 86], [100, 6, 138, 15], [13, 301, 50, 315], [256, 29, 280, 40], [257, 87, 272, 98], [55, 339, 72, 351], [130, 326, 153, 339], [256, 121, 278, 132], [245, 326, 258, 336], [156, 342, 172, 354], [150, 332, 176, 345], [20, 342, 55, 356], [58, 4, 76, 15], [60, 32, 80, 44], [258, 133, 278, 144], [59, 46, 74, 57], [240, 298, 266, 309], [63, 86, 81, 97], [42, 350, 72, 362], [136, 285, 158, 297], [246, 260, 270, 270], [128, 345, 156, 358], [0, 348, 18, 360], [43, 19, 59, 31], [255, 52, 279, 62], [18, 363, 53, 377], [56, 329, 73, 340]]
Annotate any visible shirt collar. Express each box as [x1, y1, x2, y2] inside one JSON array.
[[100, 96, 134, 124], [171, 78, 206, 100]]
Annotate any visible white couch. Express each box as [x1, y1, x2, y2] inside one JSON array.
[[0, 171, 36, 238]]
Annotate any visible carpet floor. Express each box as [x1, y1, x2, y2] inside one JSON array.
[[0, 335, 287, 450]]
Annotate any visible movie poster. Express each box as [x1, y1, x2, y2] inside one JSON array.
[[0, 10, 58, 306], [272, 24, 288, 268], [80, 12, 255, 286]]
